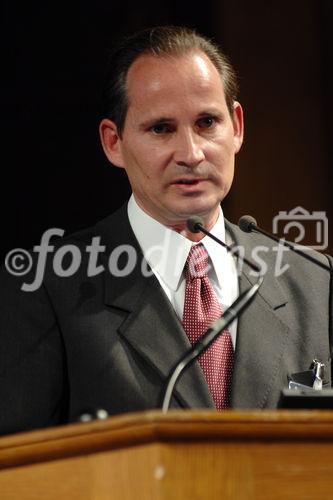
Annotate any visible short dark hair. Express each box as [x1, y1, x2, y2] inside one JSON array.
[[101, 26, 239, 136]]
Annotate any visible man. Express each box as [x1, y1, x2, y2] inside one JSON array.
[[0, 26, 332, 435]]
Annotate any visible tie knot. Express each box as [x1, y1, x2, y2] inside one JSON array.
[[186, 244, 210, 279]]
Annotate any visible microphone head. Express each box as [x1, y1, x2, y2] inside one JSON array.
[[238, 215, 258, 233], [186, 216, 204, 233]]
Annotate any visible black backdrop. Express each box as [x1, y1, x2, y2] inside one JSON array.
[[2, 0, 332, 260]]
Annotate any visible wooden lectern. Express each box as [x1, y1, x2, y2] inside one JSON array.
[[1, 410, 333, 499]]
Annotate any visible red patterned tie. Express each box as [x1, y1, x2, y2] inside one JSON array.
[[183, 244, 234, 409]]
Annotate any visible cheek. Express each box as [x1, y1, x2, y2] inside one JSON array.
[[206, 132, 237, 161], [146, 142, 172, 167], [124, 154, 159, 185], [205, 142, 227, 164], [127, 138, 169, 168]]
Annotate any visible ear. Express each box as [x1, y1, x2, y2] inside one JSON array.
[[99, 118, 125, 168], [231, 101, 244, 154]]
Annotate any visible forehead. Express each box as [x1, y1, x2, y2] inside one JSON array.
[[125, 51, 226, 109]]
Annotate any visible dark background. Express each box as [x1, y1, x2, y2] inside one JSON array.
[[2, 0, 332, 259]]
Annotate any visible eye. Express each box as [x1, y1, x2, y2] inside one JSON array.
[[150, 122, 172, 134], [197, 116, 216, 129]]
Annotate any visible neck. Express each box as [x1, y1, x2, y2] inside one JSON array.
[[132, 195, 220, 241]]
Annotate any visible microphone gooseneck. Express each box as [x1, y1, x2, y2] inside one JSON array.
[[161, 216, 264, 412], [186, 216, 261, 274], [161, 275, 263, 413]]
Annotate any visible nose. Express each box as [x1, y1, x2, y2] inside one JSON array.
[[173, 128, 205, 168]]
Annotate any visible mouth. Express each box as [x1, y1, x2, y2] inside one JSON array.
[[170, 177, 208, 195], [172, 178, 205, 186]]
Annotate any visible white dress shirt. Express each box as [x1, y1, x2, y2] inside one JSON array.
[[127, 195, 239, 348]]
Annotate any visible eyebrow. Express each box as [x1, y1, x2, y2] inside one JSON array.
[[197, 108, 224, 118], [139, 116, 173, 131], [138, 107, 225, 130]]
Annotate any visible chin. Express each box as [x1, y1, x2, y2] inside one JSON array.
[[172, 200, 220, 220]]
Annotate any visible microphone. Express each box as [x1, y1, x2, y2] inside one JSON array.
[[160, 216, 264, 412], [238, 215, 330, 272], [186, 216, 261, 274], [186, 216, 204, 233], [238, 215, 257, 233], [161, 275, 263, 412]]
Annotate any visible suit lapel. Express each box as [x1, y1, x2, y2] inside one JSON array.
[[95, 206, 214, 410], [95, 208, 293, 410], [226, 221, 290, 408]]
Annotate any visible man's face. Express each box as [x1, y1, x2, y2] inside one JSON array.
[[101, 51, 243, 230]]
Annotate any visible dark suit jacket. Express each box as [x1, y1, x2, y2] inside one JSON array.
[[0, 204, 332, 435]]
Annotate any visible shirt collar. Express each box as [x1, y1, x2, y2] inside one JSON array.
[[127, 194, 228, 291]]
